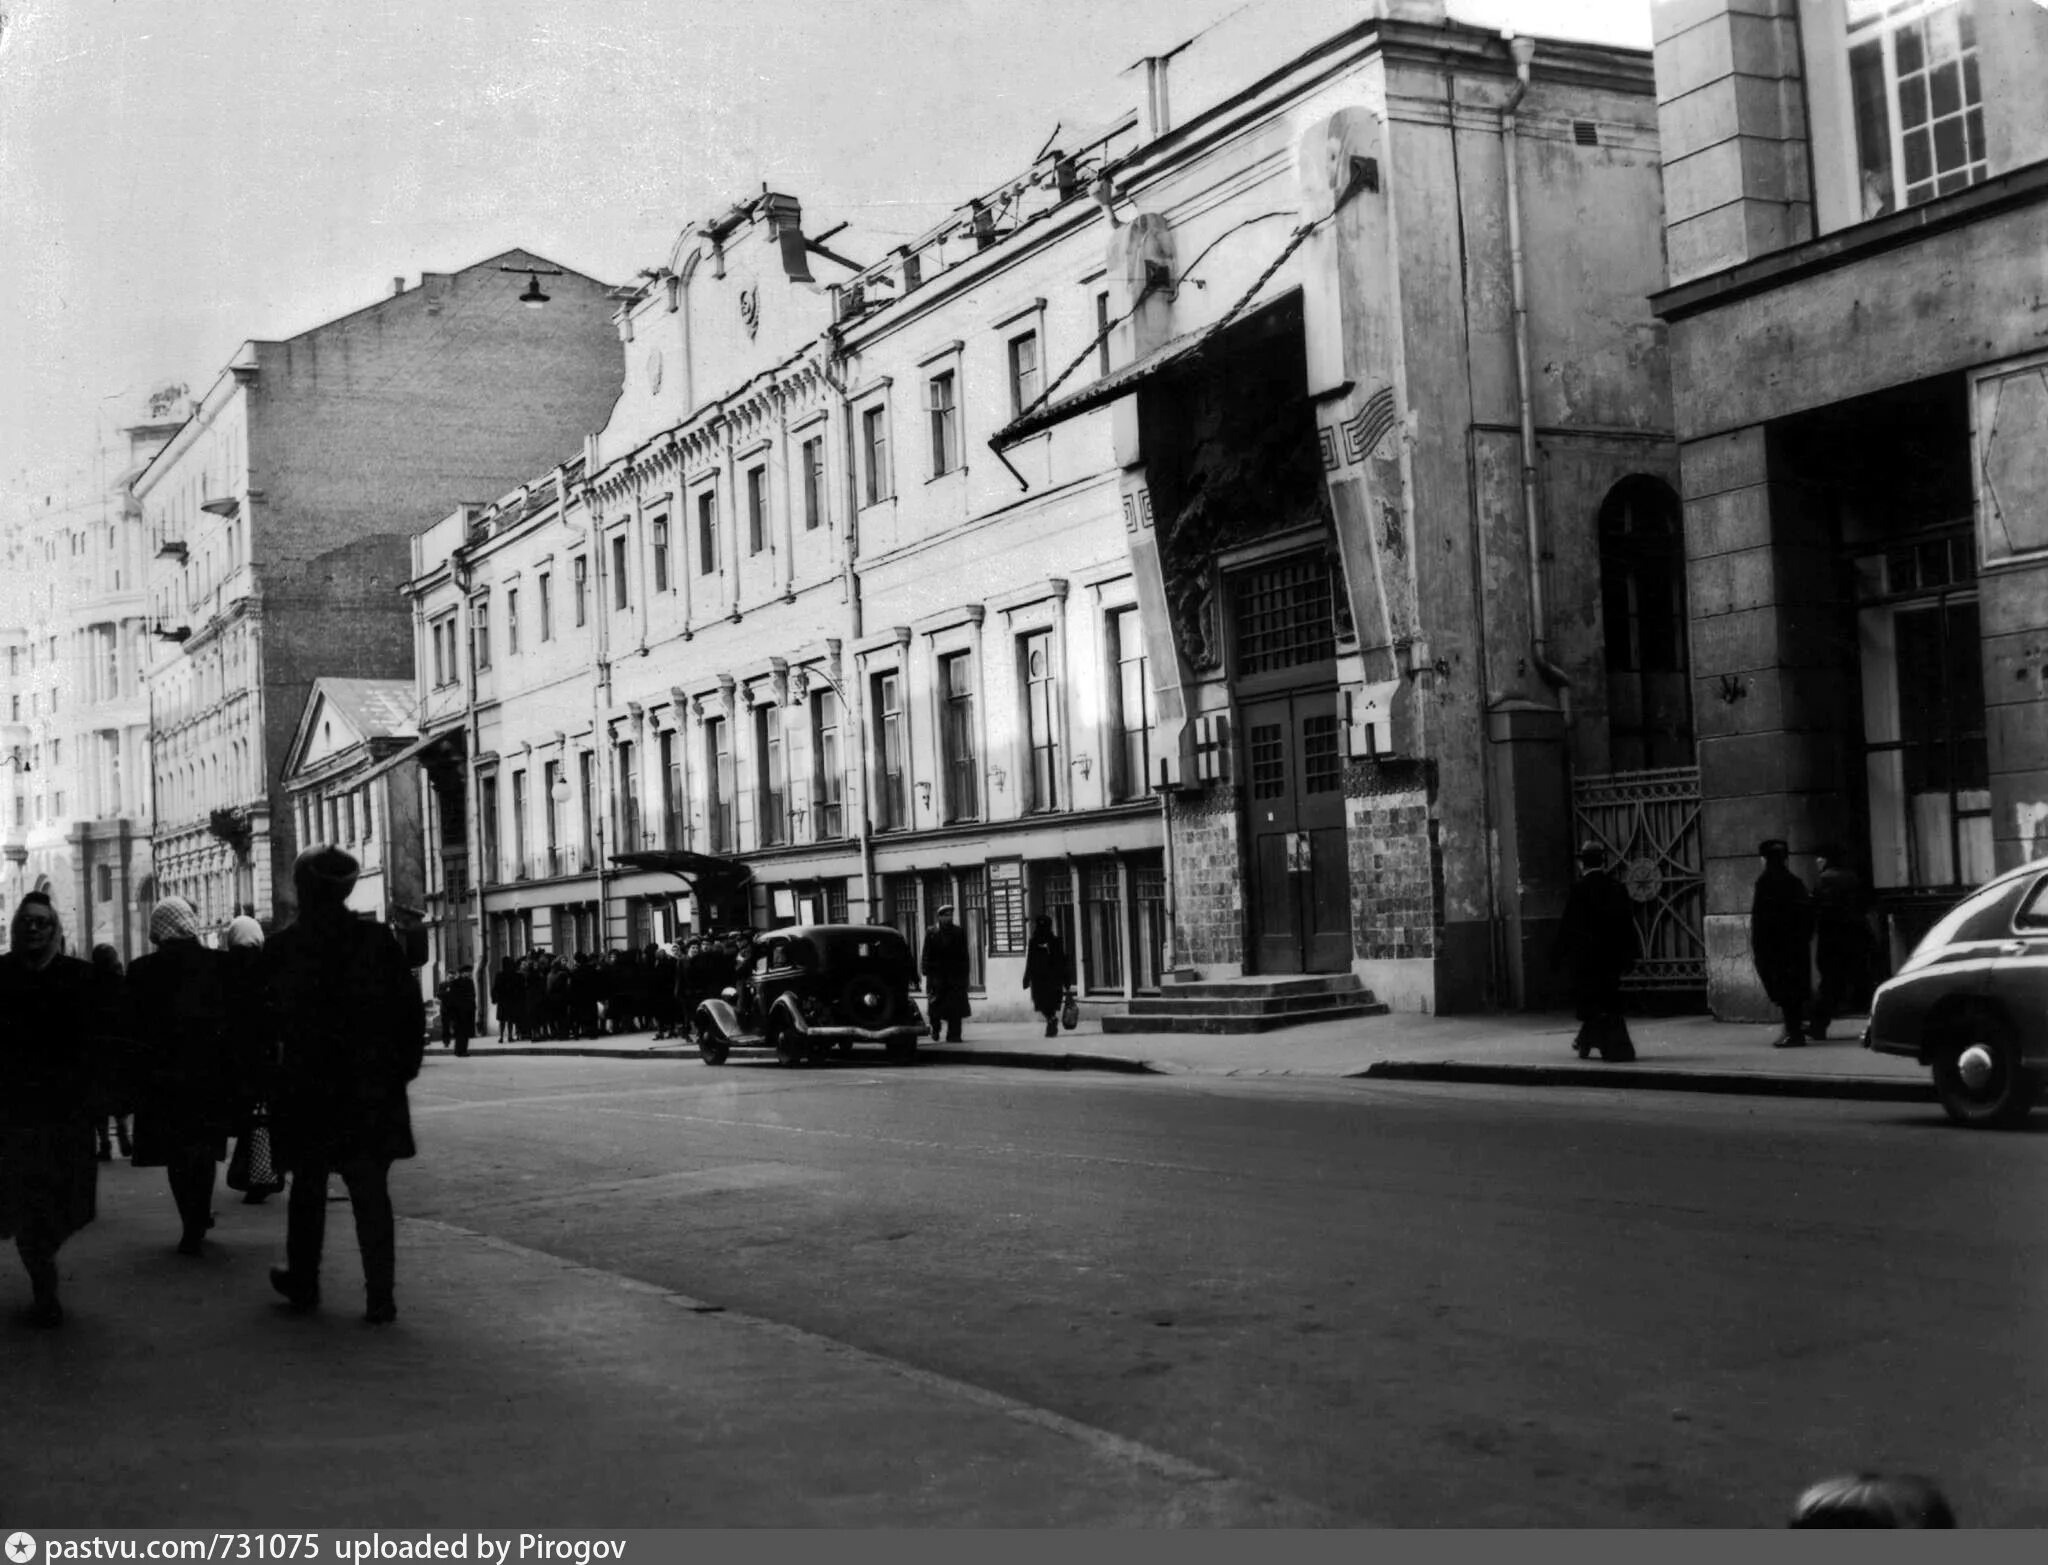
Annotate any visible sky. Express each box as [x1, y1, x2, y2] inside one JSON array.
[[0, 0, 1651, 503]]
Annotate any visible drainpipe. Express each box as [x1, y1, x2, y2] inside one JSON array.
[[1501, 34, 1572, 717], [819, 329, 876, 921]]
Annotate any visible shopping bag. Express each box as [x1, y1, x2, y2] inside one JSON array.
[[1060, 989, 1080, 1031]]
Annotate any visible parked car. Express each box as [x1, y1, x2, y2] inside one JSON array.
[[692, 923, 925, 1067], [1864, 858, 2048, 1127]]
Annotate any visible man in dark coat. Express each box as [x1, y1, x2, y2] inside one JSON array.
[[492, 956, 524, 1043], [265, 845, 425, 1324], [1751, 838, 1814, 1049], [438, 965, 476, 1056], [1551, 842, 1639, 1061], [920, 905, 972, 1043], [1808, 843, 1874, 1041], [0, 892, 100, 1326]]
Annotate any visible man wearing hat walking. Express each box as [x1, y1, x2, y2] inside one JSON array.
[[1751, 839, 1814, 1049], [1552, 842, 1639, 1061], [264, 845, 425, 1324], [919, 904, 972, 1044]]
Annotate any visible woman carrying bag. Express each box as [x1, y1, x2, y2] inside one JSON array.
[[222, 916, 284, 1205], [1022, 915, 1070, 1040]]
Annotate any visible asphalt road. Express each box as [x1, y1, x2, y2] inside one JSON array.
[[387, 1055, 2048, 1527]]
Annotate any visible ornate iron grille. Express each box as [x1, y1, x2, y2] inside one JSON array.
[[1233, 556, 1334, 674], [1571, 765, 1706, 993]]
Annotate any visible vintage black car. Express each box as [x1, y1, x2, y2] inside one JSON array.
[[692, 923, 925, 1066]]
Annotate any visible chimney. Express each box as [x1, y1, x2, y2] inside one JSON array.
[[391, 276, 405, 296]]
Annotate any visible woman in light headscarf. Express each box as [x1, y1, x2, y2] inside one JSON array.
[[0, 891, 101, 1325], [127, 897, 238, 1255], [222, 915, 283, 1205]]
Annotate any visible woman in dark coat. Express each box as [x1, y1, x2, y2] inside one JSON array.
[[493, 956, 524, 1043], [89, 943, 134, 1161], [223, 915, 281, 1205], [1551, 842, 1640, 1061], [127, 897, 239, 1255], [1021, 914, 1068, 1040], [0, 891, 101, 1326], [1751, 839, 1814, 1049]]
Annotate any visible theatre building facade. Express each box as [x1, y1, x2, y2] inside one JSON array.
[[1648, 0, 2048, 1016], [404, 2, 1681, 1022]]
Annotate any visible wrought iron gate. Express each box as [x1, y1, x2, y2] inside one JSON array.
[[1571, 766, 1705, 993]]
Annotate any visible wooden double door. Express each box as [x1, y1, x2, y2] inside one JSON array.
[[1244, 688, 1351, 974]]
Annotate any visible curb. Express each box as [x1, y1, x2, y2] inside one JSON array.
[[918, 1046, 1158, 1076], [1355, 1059, 1934, 1102]]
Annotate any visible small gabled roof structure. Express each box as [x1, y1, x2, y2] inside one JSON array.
[[282, 677, 419, 789]]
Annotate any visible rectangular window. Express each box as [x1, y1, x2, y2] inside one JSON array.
[[888, 875, 922, 968], [862, 405, 891, 505], [1132, 858, 1166, 992], [1108, 606, 1152, 800], [1233, 555, 1336, 676], [756, 706, 786, 847], [1082, 858, 1124, 994], [542, 760, 563, 873], [1022, 630, 1059, 812], [430, 616, 452, 687], [1008, 330, 1041, 416], [873, 671, 907, 831], [940, 651, 977, 822], [661, 729, 685, 849], [611, 533, 629, 610], [481, 775, 500, 883], [617, 740, 640, 848], [472, 595, 491, 671], [652, 520, 669, 592], [813, 688, 844, 840], [573, 555, 589, 626], [511, 770, 529, 878], [928, 370, 958, 476], [802, 436, 825, 531], [506, 588, 520, 656], [697, 490, 719, 575], [747, 465, 767, 555], [705, 717, 734, 854], [958, 867, 989, 990], [538, 572, 553, 641], [578, 752, 597, 862], [1847, 0, 1987, 217], [1096, 291, 1112, 376]]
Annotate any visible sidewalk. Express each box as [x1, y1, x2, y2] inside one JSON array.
[[9, 1162, 1319, 1526], [463, 1008, 1932, 1103]]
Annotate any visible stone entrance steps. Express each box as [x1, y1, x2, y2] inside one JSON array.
[[1100, 973, 1389, 1035]]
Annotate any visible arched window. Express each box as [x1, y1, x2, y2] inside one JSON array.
[[1599, 475, 1692, 771]]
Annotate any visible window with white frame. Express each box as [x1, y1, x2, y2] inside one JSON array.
[[705, 716, 734, 853], [697, 489, 719, 574], [812, 686, 844, 840], [755, 705, 786, 846], [747, 465, 768, 555], [939, 650, 977, 822], [538, 571, 553, 640], [1847, 0, 1987, 218], [1021, 630, 1059, 813], [573, 555, 589, 625], [506, 587, 520, 656], [611, 533, 630, 610], [1008, 330, 1042, 417], [652, 519, 669, 592], [928, 370, 959, 476], [873, 670, 907, 830], [802, 436, 826, 531], [472, 594, 491, 671], [1107, 606, 1153, 801], [861, 404, 891, 505]]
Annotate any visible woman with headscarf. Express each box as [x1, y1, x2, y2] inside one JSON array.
[[127, 897, 238, 1255], [222, 915, 282, 1206], [89, 943, 135, 1161], [1021, 914, 1069, 1040], [0, 891, 101, 1325]]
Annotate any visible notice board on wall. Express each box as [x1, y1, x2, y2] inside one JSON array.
[[988, 858, 1027, 955]]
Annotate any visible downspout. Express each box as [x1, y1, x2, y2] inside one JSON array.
[[819, 328, 876, 921], [1501, 34, 1572, 717]]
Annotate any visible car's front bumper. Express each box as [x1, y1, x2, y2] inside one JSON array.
[[788, 1021, 926, 1042]]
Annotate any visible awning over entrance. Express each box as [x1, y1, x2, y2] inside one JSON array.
[[989, 323, 1220, 450], [356, 725, 465, 786], [608, 849, 753, 892]]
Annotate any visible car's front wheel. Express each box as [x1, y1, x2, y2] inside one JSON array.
[[1930, 1011, 2036, 1128], [768, 1012, 808, 1067]]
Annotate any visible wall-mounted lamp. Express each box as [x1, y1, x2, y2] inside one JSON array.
[[1715, 673, 1749, 705], [916, 780, 933, 811], [1072, 754, 1093, 782], [4, 745, 28, 773], [550, 772, 572, 805], [499, 265, 565, 309], [987, 764, 1007, 795]]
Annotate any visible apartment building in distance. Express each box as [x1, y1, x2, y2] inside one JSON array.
[[397, 0, 1680, 1028], [1647, 0, 2048, 1016], [0, 387, 192, 957], [134, 250, 624, 931]]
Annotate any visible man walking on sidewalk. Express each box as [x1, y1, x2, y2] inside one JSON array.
[[1552, 842, 1638, 1061], [920, 905, 971, 1044], [1751, 838, 1814, 1049], [1808, 843, 1873, 1041], [265, 845, 426, 1325]]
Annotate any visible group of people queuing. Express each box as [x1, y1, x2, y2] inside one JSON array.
[[0, 845, 425, 1328], [487, 945, 682, 1044], [1553, 837, 1878, 1061]]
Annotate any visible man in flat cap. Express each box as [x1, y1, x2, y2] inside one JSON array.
[[919, 903, 972, 1044], [264, 845, 425, 1324], [1751, 839, 1813, 1049]]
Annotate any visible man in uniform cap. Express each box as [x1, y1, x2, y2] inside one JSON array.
[[1751, 839, 1814, 1048], [1551, 841, 1639, 1061], [920, 904, 972, 1044]]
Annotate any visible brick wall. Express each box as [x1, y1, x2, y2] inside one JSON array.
[[1168, 781, 1245, 969], [1345, 757, 1442, 962]]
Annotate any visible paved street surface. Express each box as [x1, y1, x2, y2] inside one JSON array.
[[12, 1055, 2045, 1527]]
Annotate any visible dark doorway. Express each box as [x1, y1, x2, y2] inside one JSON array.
[[1244, 685, 1349, 974]]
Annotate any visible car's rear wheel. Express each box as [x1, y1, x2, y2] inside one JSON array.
[[1930, 1011, 2036, 1128], [840, 973, 899, 1030]]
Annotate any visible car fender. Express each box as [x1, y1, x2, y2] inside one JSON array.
[[694, 996, 751, 1046]]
